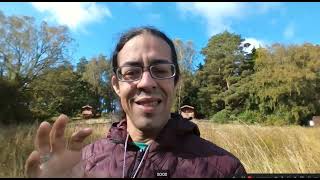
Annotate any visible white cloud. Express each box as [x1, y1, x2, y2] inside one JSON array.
[[241, 38, 265, 53], [177, 2, 244, 36], [30, 2, 111, 31], [177, 2, 283, 36], [284, 23, 295, 39]]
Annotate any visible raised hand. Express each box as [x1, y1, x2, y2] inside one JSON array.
[[25, 114, 92, 178]]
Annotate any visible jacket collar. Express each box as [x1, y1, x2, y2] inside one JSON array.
[[107, 113, 200, 151]]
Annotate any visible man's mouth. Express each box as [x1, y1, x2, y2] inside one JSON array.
[[135, 99, 162, 106]]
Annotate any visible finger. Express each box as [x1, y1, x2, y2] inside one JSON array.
[[50, 114, 68, 154], [69, 128, 93, 151], [25, 151, 41, 178], [35, 121, 52, 155]]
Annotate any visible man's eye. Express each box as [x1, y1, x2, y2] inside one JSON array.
[[123, 69, 139, 75], [152, 67, 170, 76], [153, 68, 168, 74], [122, 68, 141, 80]]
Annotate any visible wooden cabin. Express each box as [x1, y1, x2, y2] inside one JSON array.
[[180, 105, 195, 120], [81, 105, 94, 119]]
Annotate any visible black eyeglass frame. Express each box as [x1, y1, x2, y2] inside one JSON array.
[[115, 63, 176, 82]]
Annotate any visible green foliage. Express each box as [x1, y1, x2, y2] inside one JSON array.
[[187, 31, 320, 125], [195, 31, 253, 117], [236, 110, 264, 124], [28, 55, 117, 120], [210, 109, 234, 124], [80, 54, 117, 113], [76, 57, 89, 74], [0, 11, 75, 123], [247, 44, 320, 125], [0, 11, 73, 87], [29, 64, 86, 119], [177, 32, 320, 125], [0, 79, 33, 124]]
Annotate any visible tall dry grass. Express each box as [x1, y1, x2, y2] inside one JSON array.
[[0, 120, 319, 177], [0, 121, 110, 178], [195, 121, 320, 173]]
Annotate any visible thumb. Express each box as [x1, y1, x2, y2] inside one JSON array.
[[69, 128, 93, 151]]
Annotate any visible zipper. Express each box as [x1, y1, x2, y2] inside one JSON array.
[[122, 134, 151, 178], [128, 149, 145, 178]]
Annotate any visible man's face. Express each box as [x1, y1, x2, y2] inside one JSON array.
[[112, 33, 176, 132]]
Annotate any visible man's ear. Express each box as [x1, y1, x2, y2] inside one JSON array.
[[112, 75, 121, 96]]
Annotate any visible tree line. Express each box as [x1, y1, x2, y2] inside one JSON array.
[[1, 11, 320, 125], [174, 32, 320, 125], [0, 11, 117, 124]]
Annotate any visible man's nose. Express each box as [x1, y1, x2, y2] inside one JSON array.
[[136, 70, 157, 91]]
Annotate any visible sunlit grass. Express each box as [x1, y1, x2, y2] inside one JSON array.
[[0, 121, 109, 178], [1, 119, 320, 177], [195, 120, 320, 173]]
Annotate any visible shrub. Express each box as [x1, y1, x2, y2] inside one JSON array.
[[236, 110, 264, 124], [210, 109, 233, 123]]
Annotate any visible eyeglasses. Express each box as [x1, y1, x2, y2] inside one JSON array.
[[115, 63, 176, 82]]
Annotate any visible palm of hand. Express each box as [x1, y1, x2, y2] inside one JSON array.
[[25, 114, 92, 178]]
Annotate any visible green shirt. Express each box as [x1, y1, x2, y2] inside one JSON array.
[[131, 141, 148, 151]]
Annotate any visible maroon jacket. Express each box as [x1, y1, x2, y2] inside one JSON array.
[[79, 113, 247, 178]]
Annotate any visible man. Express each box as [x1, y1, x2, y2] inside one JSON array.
[[25, 26, 247, 178]]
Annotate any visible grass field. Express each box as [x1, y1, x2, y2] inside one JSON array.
[[0, 119, 319, 177]]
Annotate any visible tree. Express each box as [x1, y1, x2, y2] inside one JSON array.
[[174, 39, 195, 73], [81, 54, 116, 113], [198, 31, 252, 118], [0, 78, 32, 124], [76, 56, 88, 75], [29, 63, 92, 119], [0, 11, 73, 123], [0, 10, 73, 89], [248, 44, 320, 125], [172, 39, 196, 112]]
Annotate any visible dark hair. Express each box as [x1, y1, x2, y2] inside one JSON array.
[[111, 26, 180, 84]]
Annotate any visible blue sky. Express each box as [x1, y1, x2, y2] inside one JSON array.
[[1, 2, 320, 67]]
